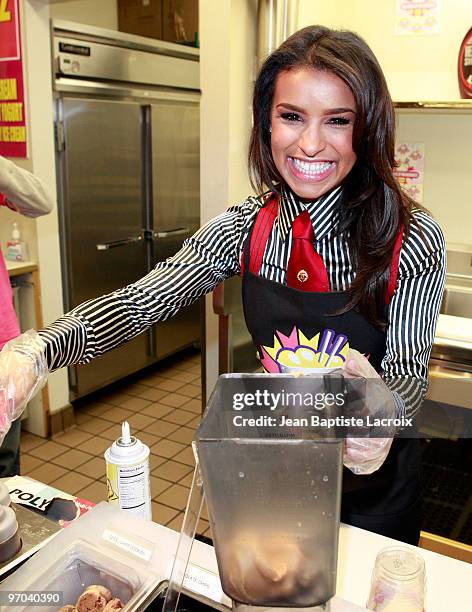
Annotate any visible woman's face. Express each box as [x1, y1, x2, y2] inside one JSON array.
[[270, 67, 357, 200]]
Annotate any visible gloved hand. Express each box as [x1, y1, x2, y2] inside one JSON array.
[[0, 330, 48, 444], [342, 348, 395, 475]]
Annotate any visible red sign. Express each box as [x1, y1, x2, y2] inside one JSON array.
[[0, 0, 27, 157]]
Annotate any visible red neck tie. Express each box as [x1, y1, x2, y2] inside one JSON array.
[[286, 211, 330, 292]]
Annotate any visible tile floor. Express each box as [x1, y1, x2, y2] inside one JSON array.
[[20, 348, 211, 536]]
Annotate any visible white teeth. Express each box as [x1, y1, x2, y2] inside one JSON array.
[[291, 158, 333, 175]]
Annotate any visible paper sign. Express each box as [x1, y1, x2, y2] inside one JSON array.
[[166, 558, 225, 603], [395, 0, 441, 36], [393, 142, 425, 204], [0, 0, 27, 157], [102, 528, 154, 561]]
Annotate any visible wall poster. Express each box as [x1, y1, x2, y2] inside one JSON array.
[[393, 143, 425, 204], [0, 0, 27, 157], [395, 0, 441, 36]]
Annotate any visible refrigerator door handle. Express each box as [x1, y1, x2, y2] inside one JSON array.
[[96, 235, 143, 250], [154, 227, 190, 239]]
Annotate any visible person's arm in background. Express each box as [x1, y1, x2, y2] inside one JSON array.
[[0, 156, 55, 458], [381, 209, 446, 419], [0, 155, 54, 217]]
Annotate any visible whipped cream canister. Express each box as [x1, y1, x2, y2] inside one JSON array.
[[105, 421, 151, 520]]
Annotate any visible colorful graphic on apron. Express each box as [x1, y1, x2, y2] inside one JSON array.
[[259, 326, 349, 373]]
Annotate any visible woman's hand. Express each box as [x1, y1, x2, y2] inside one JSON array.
[[341, 349, 395, 475], [0, 330, 48, 444]]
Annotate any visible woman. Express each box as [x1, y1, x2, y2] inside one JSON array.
[[0, 155, 54, 475], [0, 27, 445, 543]]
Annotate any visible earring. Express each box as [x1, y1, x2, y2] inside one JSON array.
[[269, 126, 272, 133]]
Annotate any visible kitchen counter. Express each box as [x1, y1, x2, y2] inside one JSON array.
[[336, 522, 471, 610], [2, 498, 471, 611], [435, 313, 472, 349], [133, 517, 472, 611]]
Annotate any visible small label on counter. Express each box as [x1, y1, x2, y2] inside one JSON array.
[[102, 528, 153, 561], [166, 558, 225, 603]]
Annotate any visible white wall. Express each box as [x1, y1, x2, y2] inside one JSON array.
[[49, 0, 118, 30], [396, 110, 472, 244], [200, 0, 257, 398], [298, 0, 470, 100], [297, 0, 472, 245]]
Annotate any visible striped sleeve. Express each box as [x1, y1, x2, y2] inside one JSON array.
[[39, 198, 259, 371], [382, 209, 446, 419]]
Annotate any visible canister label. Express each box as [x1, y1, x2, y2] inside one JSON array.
[[106, 459, 151, 520]]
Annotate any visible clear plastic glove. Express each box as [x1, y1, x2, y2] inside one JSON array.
[[342, 348, 395, 475], [0, 330, 48, 444]]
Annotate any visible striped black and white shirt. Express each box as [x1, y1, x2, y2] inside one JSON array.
[[39, 187, 446, 418]]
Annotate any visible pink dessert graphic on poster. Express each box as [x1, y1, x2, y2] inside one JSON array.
[[395, 0, 441, 36], [393, 142, 425, 204]]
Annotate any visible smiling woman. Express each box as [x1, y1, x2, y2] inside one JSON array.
[[0, 25, 445, 546]]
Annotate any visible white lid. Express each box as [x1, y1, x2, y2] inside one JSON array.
[[0, 483, 11, 506], [0, 505, 18, 544], [105, 422, 147, 462]]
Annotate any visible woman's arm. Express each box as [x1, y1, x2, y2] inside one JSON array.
[[0, 156, 54, 217], [381, 209, 446, 419], [0, 198, 258, 440], [39, 198, 259, 370]]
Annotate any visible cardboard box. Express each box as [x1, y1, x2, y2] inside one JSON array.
[[117, 0, 163, 40], [162, 0, 198, 45]]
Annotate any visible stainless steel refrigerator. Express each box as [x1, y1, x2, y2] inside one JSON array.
[[52, 20, 201, 400]]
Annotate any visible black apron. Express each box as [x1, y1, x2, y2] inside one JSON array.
[[241, 197, 421, 545]]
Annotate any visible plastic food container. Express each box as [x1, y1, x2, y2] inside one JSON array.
[[1, 503, 161, 612], [25, 540, 144, 611]]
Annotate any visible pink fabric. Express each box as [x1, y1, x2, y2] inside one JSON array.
[[0, 255, 20, 350]]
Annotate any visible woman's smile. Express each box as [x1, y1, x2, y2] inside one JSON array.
[[287, 158, 335, 182], [270, 67, 357, 200]]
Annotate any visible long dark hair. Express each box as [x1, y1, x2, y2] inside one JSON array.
[[248, 25, 417, 329]]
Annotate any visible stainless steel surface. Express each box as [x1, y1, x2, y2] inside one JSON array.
[[96, 235, 143, 250], [59, 97, 146, 304], [55, 76, 201, 103], [257, 0, 299, 65], [445, 272, 472, 283], [150, 100, 201, 359], [428, 246, 472, 409], [155, 227, 190, 238], [57, 96, 151, 398], [440, 286, 472, 319], [54, 35, 199, 91], [394, 101, 472, 112], [0, 503, 62, 578], [53, 19, 199, 61], [53, 26, 201, 400]]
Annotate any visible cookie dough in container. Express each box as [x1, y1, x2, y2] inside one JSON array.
[[0, 504, 160, 612]]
